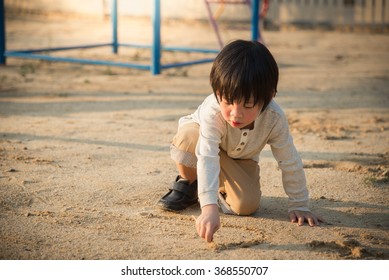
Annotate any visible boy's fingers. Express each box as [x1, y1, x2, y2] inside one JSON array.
[[205, 229, 213, 242], [298, 216, 304, 226], [307, 217, 315, 227], [289, 212, 297, 223], [196, 220, 206, 239]]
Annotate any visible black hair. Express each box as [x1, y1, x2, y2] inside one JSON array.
[[210, 40, 278, 111]]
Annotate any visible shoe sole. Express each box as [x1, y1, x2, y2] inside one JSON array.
[[157, 200, 198, 212]]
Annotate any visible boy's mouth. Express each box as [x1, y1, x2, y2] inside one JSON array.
[[231, 120, 242, 127]]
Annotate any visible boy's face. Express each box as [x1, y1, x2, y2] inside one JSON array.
[[217, 95, 263, 129]]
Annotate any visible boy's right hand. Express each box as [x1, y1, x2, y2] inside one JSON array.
[[195, 204, 220, 242]]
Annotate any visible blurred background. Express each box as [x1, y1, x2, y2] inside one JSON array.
[[5, 0, 389, 31]]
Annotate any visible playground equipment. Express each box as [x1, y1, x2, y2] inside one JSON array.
[[0, 0, 263, 75]]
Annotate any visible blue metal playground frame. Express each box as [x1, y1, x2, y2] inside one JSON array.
[[0, 0, 261, 75]]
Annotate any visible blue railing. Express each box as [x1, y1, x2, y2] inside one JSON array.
[[1, 0, 261, 75]]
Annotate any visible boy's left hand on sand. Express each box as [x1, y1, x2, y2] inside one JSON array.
[[289, 210, 324, 227]]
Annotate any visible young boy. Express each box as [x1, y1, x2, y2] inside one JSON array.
[[158, 40, 322, 242]]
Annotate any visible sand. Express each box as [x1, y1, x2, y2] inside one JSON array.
[[0, 13, 388, 260]]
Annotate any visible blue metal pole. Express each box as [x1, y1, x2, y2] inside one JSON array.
[[8, 43, 111, 53], [112, 0, 118, 53], [0, 0, 6, 64], [162, 58, 215, 70], [251, 0, 261, 42], [4, 51, 151, 70], [151, 0, 161, 75]]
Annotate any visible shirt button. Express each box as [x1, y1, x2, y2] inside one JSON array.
[[243, 132, 247, 136], [237, 148, 241, 151], [240, 142, 245, 145]]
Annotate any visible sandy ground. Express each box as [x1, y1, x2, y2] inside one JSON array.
[[0, 13, 388, 260]]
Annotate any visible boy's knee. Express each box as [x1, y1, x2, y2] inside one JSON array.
[[173, 136, 197, 153], [228, 193, 261, 216], [172, 124, 199, 153]]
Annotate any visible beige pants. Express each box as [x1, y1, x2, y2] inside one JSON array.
[[170, 123, 261, 215]]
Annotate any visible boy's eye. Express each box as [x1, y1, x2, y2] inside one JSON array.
[[244, 103, 255, 108]]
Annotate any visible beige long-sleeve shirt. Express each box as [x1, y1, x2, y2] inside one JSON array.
[[178, 94, 309, 212]]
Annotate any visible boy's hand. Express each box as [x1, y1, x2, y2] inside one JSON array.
[[195, 204, 220, 242], [289, 210, 324, 227]]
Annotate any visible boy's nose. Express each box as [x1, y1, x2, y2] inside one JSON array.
[[230, 104, 243, 118]]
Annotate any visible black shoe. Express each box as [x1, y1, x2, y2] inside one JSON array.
[[158, 176, 198, 211]]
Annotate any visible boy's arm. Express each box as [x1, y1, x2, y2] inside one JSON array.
[[195, 138, 222, 240], [268, 118, 310, 212], [195, 108, 225, 240], [268, 111, 322, 225]]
